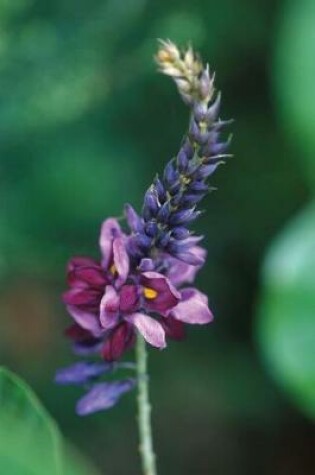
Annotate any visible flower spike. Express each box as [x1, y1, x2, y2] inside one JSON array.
[[56, 40, 232, 418]]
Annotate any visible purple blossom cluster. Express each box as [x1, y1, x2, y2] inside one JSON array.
[[56, 41, 231, 415]]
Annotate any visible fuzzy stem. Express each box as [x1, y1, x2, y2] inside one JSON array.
[[136, 333, 157, 475]]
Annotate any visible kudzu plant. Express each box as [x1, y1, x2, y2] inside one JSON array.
[[55, 40, 232, 475]]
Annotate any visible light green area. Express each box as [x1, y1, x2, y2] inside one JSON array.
[[275, 0, 315, 189], [257, 202, 315, 419], [0, 367, 101, 475]]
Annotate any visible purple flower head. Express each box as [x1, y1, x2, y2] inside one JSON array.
[[57, 40, 231, 415], [62, 217, 213, 367]]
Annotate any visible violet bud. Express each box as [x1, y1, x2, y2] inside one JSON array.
[[171, 249, 206, 265], [188, 181, 209, 193], [189, 119, 200, 142], [181, 139, 194, 160], [157, 201, 172, 223], [168, 180, 181, 195], [206, 92, 221, 122], [177, 149, 189, 172], [124, 204, 144, 233], [193, 102, 208, 122], [179, 193, 205, 208], [156, 230, 172, 248], [194, 162, 222, 180], [171, 227, 191, 240], [167, 235, 203, 255], [170, 208, 201, 226], [145, 221, 158, 237], [143, 187, 159, 220], [127, 236, 144, 260], [163, 159, 179, 187], [153, 176, 166, 203], [136, 233, 152, 251]]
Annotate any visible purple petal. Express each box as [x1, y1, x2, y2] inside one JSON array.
[[69, 266, 107, 288], [99, 218, 122, 269], [119, 285, 139, 313], [65, 324, 103, 355], [113, 237, 129, 287], [67, 257, 99, 273], [55, 362, 112, 385], [66, 305, 102, 337], [160, 316, 185, 341], [165, 246, 207, 287], [76, 379, 136, 415], [139, 258, 155, 272], [63, 288, 101, 306], [171, 248, 205, 265], [126, 312, 166, 348], [170, 288, 213, 324], [102, 322, 135, 361], [99, 285, 120, 329], [140, 272, 180, 313]]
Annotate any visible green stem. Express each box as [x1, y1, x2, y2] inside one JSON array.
[[135, 333, 157, 475]]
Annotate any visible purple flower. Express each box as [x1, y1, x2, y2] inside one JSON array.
[[99, 268, 180, 349], [62, 218, 183, 359], [62, 217, 213, 366], [57, 40, 231, 417], [164, 245, 206, 287], [168, 288, 213, 324], [76, 379, 136, 416]]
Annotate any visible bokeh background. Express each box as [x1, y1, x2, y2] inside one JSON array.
[[1, 0, 315, 473]]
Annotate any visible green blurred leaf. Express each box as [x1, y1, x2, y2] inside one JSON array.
[[0, 367, 101, 474], [256, 202, 315, 419], [275, 0, 315, 189]]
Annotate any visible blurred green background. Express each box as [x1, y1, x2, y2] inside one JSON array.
[[0, 0, 315, 473]]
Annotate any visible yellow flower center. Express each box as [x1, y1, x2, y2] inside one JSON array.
[[109, 264, 117, 275], [143, 287, 158, 300]]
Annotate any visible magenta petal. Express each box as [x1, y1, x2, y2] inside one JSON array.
[[99, 218, 122, 269], [126, 312, 166, 348], [71, 266, 107, 287], [165, 246, 207, 287], [170, 288, 213, 324], [67, 257, 99, 273], [160, 316, 185, 341], [102, 322, 135, 361], [63, 288, 101, 306], [99, 285, 120, 330], [141, 272, 180, 313], [113, 237, 129, 288], [119, 285, 139, 313], [66, 305, 102, 337]]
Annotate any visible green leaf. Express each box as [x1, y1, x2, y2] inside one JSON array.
[[274, 0, 315, 189], [256, 202, 315, 419], [0, 367, 100, 475]]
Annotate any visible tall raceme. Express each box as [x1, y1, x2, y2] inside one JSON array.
[[127, 40, 232, 266], [56, 40, 232, 475]]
